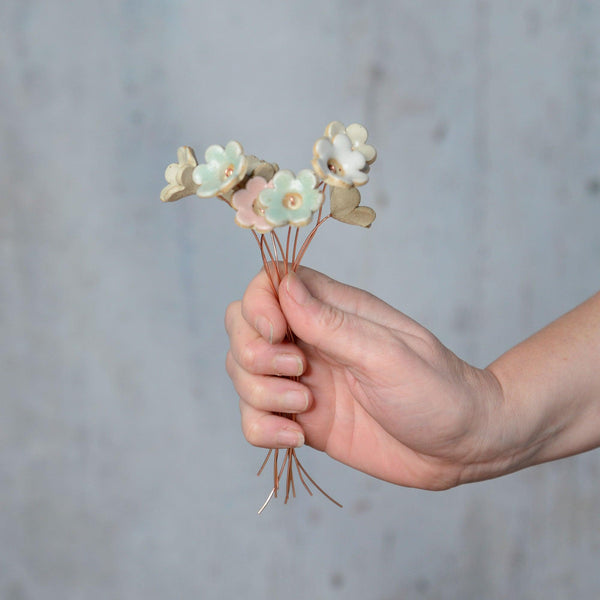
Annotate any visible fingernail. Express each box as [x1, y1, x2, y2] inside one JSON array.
[[276, 429, 305, 448], [256, 316, 273, 344], [281, 390, 309, 412], [272, 353, 304, 377], [285, 273, 310, 306]]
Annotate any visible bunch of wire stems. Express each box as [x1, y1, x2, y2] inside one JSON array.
[[248, 203, 342, 513]]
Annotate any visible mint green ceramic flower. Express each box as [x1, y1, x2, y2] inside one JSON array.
[[258, 169, 324, 227], [192, 141, 248, 198]]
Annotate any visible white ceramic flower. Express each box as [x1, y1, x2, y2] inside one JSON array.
[[312, 133, 368, 188], [325, 121, 377, 166]]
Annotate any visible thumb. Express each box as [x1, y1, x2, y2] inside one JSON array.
[[279, 272, 381, 367]]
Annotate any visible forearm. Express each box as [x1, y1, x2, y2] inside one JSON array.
[[487, 291, 600, 471]]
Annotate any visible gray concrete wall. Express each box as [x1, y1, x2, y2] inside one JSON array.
[[1, 1, 599, 598]]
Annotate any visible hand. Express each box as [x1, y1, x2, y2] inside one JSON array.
[[225, 267, 509, 490]]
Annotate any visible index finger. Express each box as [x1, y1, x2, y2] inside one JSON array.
[[241, 268, 289, 344]]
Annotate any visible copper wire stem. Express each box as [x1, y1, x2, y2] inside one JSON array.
[[256, 449, 273, 476], [292, 214, 331, 271], [292, 451, 313, 496], [286, 449, 296, 502], [253, 232, 278, 298], [252, 185, 341, 512], [292, 227, 300, 266], [271, 231, 286, 273], [285, 226, 292, 276], [270, 231, 281, 285], [294, 453, 343, 508], [273, 449, 279, 497]]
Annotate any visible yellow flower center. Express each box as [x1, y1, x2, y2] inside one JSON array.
[[282, 192, 303, 210], [327, 159, 344, 176], [252, 199, 265, 217]]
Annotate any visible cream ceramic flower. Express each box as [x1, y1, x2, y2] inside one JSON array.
[[312, 133, 368, 188], [160, 146, 199, 202], [192, 141, 248, 198], [258, 169, 324, 227], [231, 176, 273, 233], [324, 121, 377, 165]]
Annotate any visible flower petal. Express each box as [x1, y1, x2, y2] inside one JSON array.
[[325, 121, 345, 138], [346, 150, 367, 172], [358, 143, 377, 164], [346, 123, 368, 145], [296, 169, 318, 190], [225, 140, 244, 160], [332, 133, 352, 153], [271, 169, 294, 190], [192, 164, 208, 186], [205, 144, 225, 163], [313, 137, 334, 160], [352, 170, 369, 186]]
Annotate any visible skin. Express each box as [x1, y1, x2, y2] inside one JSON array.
[[225, 267, 600, 491]]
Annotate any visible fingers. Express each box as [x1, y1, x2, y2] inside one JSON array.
[[226, 351, 311, 414], [225, 298, 310, 449], [226, 351, 309, 448], [225, 300, 305, 377], [293, 266, 424, 335], [278, 272, 394, 370], [237, 266, 421, 349], [239, 401, 305, 449], [239, 269, 289, 345]]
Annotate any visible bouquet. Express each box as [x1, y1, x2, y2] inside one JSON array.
[[160, 121, 377, 512]]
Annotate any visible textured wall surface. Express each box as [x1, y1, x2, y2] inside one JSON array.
[[1, 1, 599, 598]]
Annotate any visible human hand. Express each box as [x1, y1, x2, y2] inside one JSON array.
[[225, 267, 510, 490]]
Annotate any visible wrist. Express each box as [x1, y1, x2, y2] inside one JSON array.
[[456, 364, 539, 485]]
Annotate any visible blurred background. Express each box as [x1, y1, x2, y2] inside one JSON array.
[[1, 1, 599, 598]]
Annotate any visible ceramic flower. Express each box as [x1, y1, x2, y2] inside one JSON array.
[[192, 141, 248, 198], [231, 176, 273, 233], [160, 146, 199, 203], [324, 121, 377, 166], [312, 133, 368, 188], [258, 169, 324, 227]]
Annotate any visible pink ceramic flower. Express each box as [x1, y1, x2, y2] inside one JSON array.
[[231, 176, 273, 233]]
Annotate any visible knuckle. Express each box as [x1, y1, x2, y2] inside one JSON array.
[[224, 301, 241, 334], [242, 418, 263, 447], [247, 379, 266, 409], [318, 304, 345, 334], [239, 343, 258, 372]]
